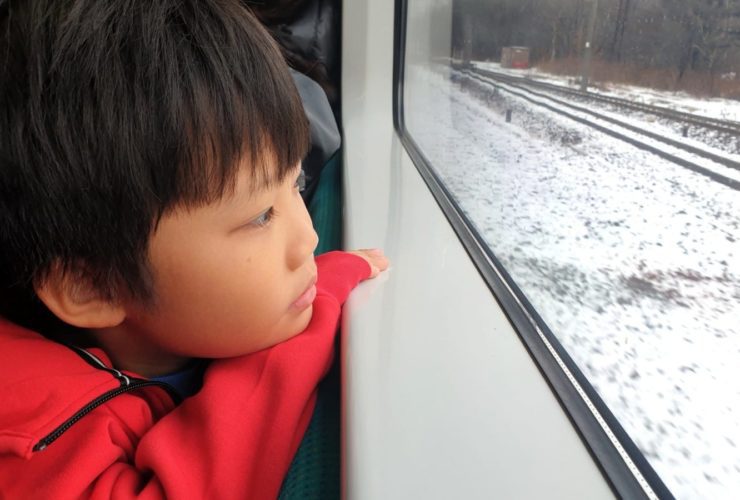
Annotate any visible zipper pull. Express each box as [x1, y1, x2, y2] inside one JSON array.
[[111, 369, 131, 387], [71, 347, 132, 387]]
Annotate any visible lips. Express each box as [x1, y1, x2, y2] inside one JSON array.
[[292, 275, 317, 310]]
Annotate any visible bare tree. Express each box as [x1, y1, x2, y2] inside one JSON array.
[[606, 0, 632, 61], [662, 0, 740, 80]]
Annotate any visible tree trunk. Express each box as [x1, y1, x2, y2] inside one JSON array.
[[677, 22, 696, 81]]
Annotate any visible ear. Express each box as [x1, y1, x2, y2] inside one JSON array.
[[35, 264, 126, 329]]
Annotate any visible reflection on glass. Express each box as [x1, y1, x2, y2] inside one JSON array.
[[405, 1, 740, 498]]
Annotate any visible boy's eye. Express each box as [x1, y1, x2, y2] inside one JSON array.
[[295, 169, 306, 192], [250, 207, 274, 228]]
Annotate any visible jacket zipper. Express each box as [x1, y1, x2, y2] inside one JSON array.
[[33, 347, 181, 452]]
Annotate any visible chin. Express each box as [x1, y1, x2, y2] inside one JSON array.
[[258, 306, 315, 352], [292, 304, 314, 336]]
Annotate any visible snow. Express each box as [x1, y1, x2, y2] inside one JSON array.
[[473, 60, 740, 124], [466, 73, 740, 184], [472, 61, 740, 158], [405, 64, 740, 499]]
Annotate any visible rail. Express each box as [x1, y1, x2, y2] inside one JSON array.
[[457, 68, 740, 191]]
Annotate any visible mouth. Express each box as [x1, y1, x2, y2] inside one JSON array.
[[291, 275, 317, 311]]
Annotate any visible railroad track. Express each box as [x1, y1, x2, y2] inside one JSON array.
[[457, 68, 740, 191], [469, 66, 740, 137]]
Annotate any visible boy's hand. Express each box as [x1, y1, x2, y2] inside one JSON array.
[[348, 249, 389, 279]]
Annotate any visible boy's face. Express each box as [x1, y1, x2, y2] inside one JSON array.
[[114, 162, 318, 373]]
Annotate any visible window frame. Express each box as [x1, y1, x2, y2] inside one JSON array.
[[391, 1, 673, 498]]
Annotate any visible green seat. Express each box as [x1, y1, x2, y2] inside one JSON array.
[[278, 151, 343, 500], [308, 152, 343, 257]]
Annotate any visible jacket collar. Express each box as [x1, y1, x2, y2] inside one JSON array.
[[0, 318, 136, 458]]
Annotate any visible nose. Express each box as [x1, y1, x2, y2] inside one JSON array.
[[287, 195, 319, 270]]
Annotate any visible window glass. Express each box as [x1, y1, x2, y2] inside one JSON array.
[[402, 1, 740, 498]]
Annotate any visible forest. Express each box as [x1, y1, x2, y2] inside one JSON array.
[[449, 0, 740, 97]]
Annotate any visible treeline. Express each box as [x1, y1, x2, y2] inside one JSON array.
[[450, 0, 740, 88]]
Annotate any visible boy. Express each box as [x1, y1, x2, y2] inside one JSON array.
[[0, 1, 388, 498]]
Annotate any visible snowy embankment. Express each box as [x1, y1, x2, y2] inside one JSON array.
[[467, 73, 740, 186], [473, 61, 740, 158], [473, 60, 740, 122], [405, 64, 740, 499]]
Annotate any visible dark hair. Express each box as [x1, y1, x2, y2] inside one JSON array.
[[0, 0, 310, 330]]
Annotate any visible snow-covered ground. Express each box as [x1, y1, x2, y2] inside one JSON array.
[[465, 73, 740, 186], [474, 60, 740, 123], [405, 64, 740, 499], [473, 61, 740, 157]]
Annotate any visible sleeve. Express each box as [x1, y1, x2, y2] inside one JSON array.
[[314, 251, 372, 305], [0, 252, 372, 500]]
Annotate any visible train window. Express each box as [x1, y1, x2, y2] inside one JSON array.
[[396, 0, 739, 498]]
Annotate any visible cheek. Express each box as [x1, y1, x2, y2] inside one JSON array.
[[142, 219, 302, 356], [158, 235, 260, 303], [165, 254, 262, 313], [150, 253, 292, 355]]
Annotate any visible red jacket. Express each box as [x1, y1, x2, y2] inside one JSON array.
[[0, 251, 370, 499]]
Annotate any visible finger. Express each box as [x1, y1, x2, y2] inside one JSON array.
[[348, 249, 389, 276], [367, 251, 389, 271]]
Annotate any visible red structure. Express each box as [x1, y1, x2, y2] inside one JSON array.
[[501, 47, 530, 69]]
